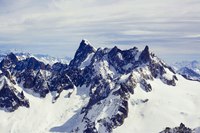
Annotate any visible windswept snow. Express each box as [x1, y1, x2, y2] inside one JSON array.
[[114, 75, 200, 133], [0, 85, 90, 133]]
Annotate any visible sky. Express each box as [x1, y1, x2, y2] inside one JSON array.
[[0, 0, 200, 63]]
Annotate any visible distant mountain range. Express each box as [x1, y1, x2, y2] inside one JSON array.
[[0, 40, 199, 133], [0, 50, 70, 65], [173, 60, 200, 81]]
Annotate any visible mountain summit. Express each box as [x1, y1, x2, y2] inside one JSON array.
[[69, 39, 96, 68]]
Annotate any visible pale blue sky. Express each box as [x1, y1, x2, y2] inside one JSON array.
[[0, 0, 200, 63]]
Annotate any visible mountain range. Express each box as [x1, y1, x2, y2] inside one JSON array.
[[173, 61, 200, 82], [0, 40, 200, 133], [0, 50, 70, 65]]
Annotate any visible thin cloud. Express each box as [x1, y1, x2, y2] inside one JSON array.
[[0, 0, 200, 63]]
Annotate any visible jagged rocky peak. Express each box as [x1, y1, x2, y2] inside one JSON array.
[[69, 39, 96, 68], [0, 51, 76, 103], [68, 42, 178, 133], [6, 52, 18, 63], [0, 74, 29, 112], [80, 39, 93, 46], [109, 46, 121, 54], [160, 123, 197, 133], [15, 57, 48, 71], [0, 52, 49, 71], [52, 62, 68, 72], [0, 52, 18, 69], [90, 47, 110, 62], [139, 45, 150, 63]]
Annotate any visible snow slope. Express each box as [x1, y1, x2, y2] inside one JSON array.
[[114, 75, 200, 133], [0, 75, 199, 133], [0, 85, 90, 133]]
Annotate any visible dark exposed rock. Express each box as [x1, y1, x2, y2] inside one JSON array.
[[140, 79, 152, 92], [139, 46, 150, 63], [0, 68, 16, 84], [83, 78, 111, 113], [0, 52, 18, 69], [14, 68, 51, 98], [149, 60, 166, 78], [107, 46, 140, 74], [15, 57, 47, 71], [83, 122, 98, 133], [111, 113, 126, 127], [0, 53, 76, 99], [160, 123, 193, 133], [33, 70, 49, 97], [161, 77, 176, 86], [7, 53, 18, 63], [107, 46, 124, 73], [52, 62, 67, 72], [98, 119, 113, 133], [173, 75, 178, 81], [69, 39, 96, 68], [49, 73, 73, 91], [21, 69, 35, 88], [0, 76, 29, 112], [66, 68, 84, 87]]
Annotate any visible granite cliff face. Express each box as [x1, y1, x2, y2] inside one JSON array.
[[0, 73, 29, 112]]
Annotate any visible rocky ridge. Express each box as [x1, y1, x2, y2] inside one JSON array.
[[160, 123, 200, 133], [0, 40, 181, 132]]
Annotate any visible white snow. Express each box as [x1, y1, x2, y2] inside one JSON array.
[[119, 73, 131, 83], [94, 60, 116, 79], [14, 52, 70, 65], [122, 63, 132, 70], [162, 67, 175, 80], [82, 39, 91, 45], [0, 85, 90, 133], [117, 53, 123, 60], [114, 75, 200, 133], [0, 76, 6, 90], [134, 51, 141, 61], [31, 55, 69, 65], [79, 53, 94, 69]]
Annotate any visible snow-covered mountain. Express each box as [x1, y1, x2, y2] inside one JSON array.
[[173, 61, 200, 81], [0, 40, 200, 133]]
